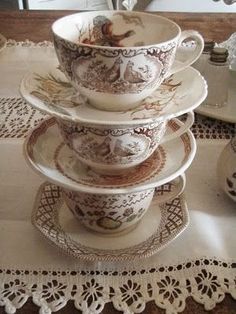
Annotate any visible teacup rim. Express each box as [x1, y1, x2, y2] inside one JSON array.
[[52, 10, 181, 50]]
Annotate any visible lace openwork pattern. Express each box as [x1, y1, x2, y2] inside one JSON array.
[[0, 258, 235, 314], [6, 39, 53, 48], [0, 97, 235, 140]]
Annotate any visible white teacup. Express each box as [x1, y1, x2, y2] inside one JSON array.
[[62, 175, 186, 235], [52, 11, 204, 111], [56, 112, 194, 175]]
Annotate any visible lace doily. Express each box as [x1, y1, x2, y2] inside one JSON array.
[[0, 258, 236, 314], [0, 98, 46, 138], [6, 39, 53, 48]]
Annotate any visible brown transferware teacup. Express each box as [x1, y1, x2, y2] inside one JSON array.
[[56, 112, 194, 175], [62, 175, 186, 235], [52, 11, 204, 111]]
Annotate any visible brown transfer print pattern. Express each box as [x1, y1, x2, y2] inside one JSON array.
[[54, 144, 166, 188], [32, 182, 188, 262], [31, 73, 81, 109], [53, 33, 176, 94], [29, 70, 182, 120], [26, 118, 55, 160], [56, 119, 166, 165], [71, 50, 173, 94], [125, 76, 183, 119], [78, 15, 136, 47], [63, 189, 153, 231]]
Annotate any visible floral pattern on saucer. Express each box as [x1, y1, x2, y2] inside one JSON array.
[[20, 65, 207, 125], [31, 73, 82, 108], [31, 69, 180, 111], [32, 182, 189, 262]]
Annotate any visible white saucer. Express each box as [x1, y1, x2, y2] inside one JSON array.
[[0, 33, 6, 52], [195, 79, 236, 123], [24, 118, 196, 194], [32, 182, 189, 262], [20, 65, 207, 125], [195, 87, 236, 123]]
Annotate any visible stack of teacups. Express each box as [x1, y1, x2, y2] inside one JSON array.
[[24, 10, 206, 236]]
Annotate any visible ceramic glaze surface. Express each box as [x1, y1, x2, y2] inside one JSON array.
[[217, 137, 236, 202], [24, 118, 196, 194], [20, 65, 207, 125], [56, 119, 166, 174], [62, 188, 155, 234], [52, 11, 204, 110], [55, 112, 193, 174], [32, 182, 189, 261]]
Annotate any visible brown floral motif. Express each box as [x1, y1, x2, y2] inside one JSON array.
[[126, 76, 182, 119], [63, 189, 154, 232], [123, 207, 134, 217]]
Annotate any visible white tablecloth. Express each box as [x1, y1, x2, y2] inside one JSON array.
[[0, 42, 235, 314]]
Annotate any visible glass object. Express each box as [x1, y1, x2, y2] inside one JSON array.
[[193, 40, 215, 74], [203, 47, 229, 108]]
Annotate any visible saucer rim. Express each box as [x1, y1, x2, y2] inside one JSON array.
[[20, 66, 207, 126], [32, 182, 189, 262], [195, 105, 236, 124], [23, 117, 196, 194]]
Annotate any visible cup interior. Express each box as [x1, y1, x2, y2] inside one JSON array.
[[52, 11, 180, 48]]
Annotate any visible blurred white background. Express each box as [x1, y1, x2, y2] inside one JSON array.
[[1, 0, 236, 12]]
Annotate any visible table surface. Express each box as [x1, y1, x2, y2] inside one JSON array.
[[1, 10, 236, 43], [0, 9, 236, 314]]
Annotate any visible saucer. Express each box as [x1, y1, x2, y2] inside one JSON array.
[[195, 60, 236, 123], [32, 182, 189, 262], [24, 118, 196, 194], [0, 33, 6, 52], [195, 86, 236, 123], [20, 65, 207, 125]]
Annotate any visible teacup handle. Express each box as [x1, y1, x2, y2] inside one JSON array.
[[160, 111, 194, 144], [167, 30, 204, 77], [152, 174, 186, 205]]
